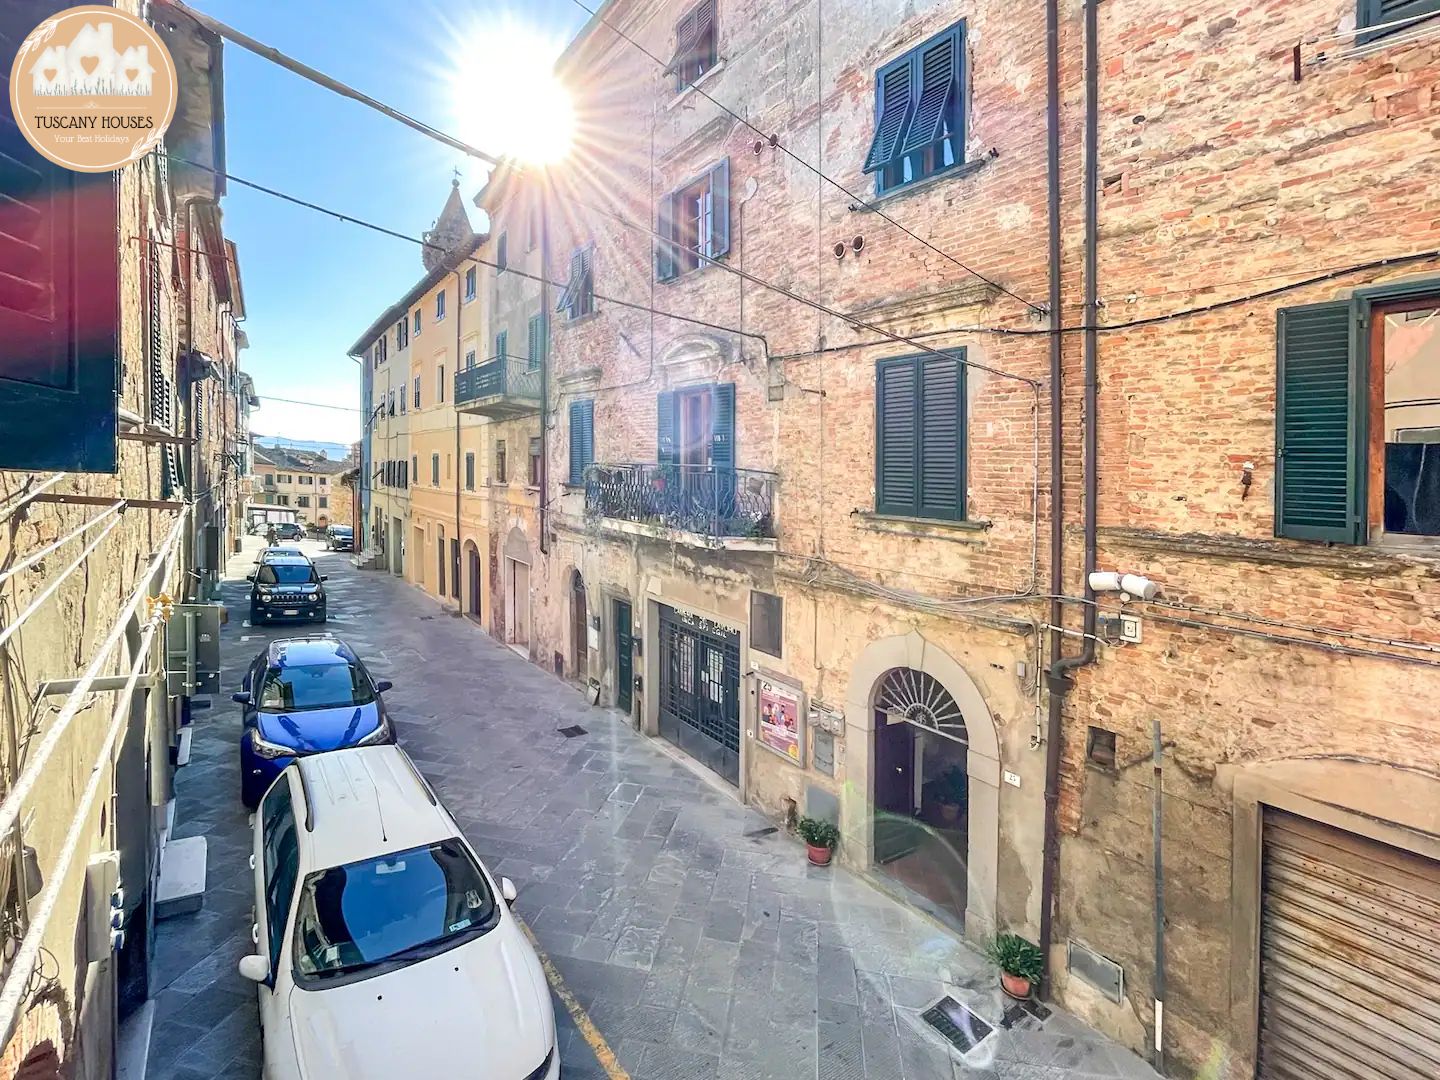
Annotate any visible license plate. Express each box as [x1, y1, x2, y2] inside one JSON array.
[[283, 609, 299, 616]]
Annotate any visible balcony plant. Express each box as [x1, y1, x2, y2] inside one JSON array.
[[796, 816, 840, 866], [986, 932, 1043, 999]]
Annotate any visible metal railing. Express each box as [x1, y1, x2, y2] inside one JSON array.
[[454, 356, 542, 405], [584, 463, 778, 540]]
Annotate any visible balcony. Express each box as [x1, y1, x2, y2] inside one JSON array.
[[584, 463, 777, 548], [455, 357, 541, 417]]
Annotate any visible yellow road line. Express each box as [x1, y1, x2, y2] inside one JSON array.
[[516, 914, 631, 1080]]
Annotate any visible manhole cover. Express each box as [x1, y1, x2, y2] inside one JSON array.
[[921, 997, 993, 1053], [557, 725, 588, 738]]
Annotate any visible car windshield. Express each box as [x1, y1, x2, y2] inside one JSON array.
[[332, 527, 352, 536], [256, 564, 316, 585], [292, 840, 497, 979], [259, 662, 373, 711]]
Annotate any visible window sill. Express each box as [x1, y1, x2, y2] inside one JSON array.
[[859, 157, 990, 212], [852, 511, 990, 541], [667, 59, 727, 112]]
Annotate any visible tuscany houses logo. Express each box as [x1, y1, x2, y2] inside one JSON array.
[[8, 6, 177, 172]]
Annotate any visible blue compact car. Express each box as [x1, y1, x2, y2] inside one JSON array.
[[232, 636, 395, 807]]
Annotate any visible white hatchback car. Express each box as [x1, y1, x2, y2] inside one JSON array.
[[239, 744, 558, 1079]]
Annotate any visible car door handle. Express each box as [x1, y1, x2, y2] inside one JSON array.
[[249, 854, 256, 870], [251, 922, 260, 945]]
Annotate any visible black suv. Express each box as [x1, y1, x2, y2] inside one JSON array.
[[247, 555, 327, 625], [272, 521, 304, 541]]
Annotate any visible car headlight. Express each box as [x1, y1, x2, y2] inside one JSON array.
[[356, 718, 392, 746], [250, 730, 292, 760], [256, 595, 269, 604]]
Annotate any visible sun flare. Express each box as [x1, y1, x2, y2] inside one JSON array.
[[450, 23, 574, 165]]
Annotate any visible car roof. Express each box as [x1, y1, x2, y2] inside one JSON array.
[[266, 635, 356, 668], [293, 746, 452, 870], [262, 554, 312, 567]]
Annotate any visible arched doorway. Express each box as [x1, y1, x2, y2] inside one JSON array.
[[464, 541, 481, 620], [570, 571, 588, 681], [844, 632, 1001, 943], [872, 668, 970, 926]]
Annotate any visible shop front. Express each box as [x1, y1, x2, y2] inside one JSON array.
[[657, 603, 742, 785]]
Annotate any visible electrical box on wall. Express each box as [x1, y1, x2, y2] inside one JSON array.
[[1097, 612, 1143, 646], [165, 603, 222, 695], [85, 851, 124, 959]]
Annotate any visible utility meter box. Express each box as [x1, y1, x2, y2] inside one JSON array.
[[165, 603, 223, 696]]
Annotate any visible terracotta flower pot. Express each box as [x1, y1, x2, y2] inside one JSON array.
[[806, 843, 833, 866], [1000, 972, 1032, 1000]]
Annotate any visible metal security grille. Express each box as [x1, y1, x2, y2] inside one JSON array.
[[1258, 809, 1440, 1080], [658, 605, 740, 785]]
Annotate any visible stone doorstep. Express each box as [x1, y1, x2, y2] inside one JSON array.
[[115, 999, 154, 1080], [175, 727, 193, 768], [156, 835, 207, 920]]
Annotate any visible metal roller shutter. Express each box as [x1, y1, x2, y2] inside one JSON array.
[[1258, 809, 1440, 1080]]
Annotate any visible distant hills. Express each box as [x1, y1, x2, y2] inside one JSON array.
[[252, 435, 351, 460]]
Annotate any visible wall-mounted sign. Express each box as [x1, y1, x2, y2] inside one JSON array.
[[757, 676, 804, 765]]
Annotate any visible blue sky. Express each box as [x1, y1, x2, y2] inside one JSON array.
[[201, 0, 585, 444]]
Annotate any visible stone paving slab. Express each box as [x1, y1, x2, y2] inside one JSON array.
[[146, 536, 1162, 1080]]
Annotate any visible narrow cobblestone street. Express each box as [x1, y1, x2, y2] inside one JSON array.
[[146, 538, 1161, 1080]]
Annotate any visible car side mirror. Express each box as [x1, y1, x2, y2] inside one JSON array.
[[321, 575, 329, 582], [501, 877, 517, 905], [246, 573, 255, 582], [238, 953, 270, 983], [232, 692, 252, 705], [374, 680, 393, 694]]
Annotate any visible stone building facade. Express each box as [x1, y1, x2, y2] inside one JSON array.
[[0, 2, 251, 1075], [251, 445, 353, 530]]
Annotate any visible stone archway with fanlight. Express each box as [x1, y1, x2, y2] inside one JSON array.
[[844, 632, 1000, 943]]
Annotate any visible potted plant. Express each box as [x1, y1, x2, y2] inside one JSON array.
[[796, 816, 840, 866], [986, 933, 1043, 999], [932, 766, 966, 825]]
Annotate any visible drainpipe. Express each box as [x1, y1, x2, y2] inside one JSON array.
[[539, 170, 551, 557], [455, 266, 463, 609], [1039, 0, 1101, 993]]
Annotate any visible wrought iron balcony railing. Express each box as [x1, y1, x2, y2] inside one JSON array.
[[584, 463, 777, 541], [454, 356, 541, 416]]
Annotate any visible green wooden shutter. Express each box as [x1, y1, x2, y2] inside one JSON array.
[[900, 28, 960, 155], [918, 354, 965, 520], [657, 195, 679, 282], [557, 249, 582, 315], [579, 246, 595, 314], [1275, 301, 1365, 543], [657, 390, 678, 467], [876, 358, 919, 515], [527, 314, 545, 370], [863, 61, 915, 174], [709, 159, 731, 259], [1358, 0, 1440, 45], [569, 401, 585, 484], [495, 330, 507, 361], [709, 382, 735, 467]]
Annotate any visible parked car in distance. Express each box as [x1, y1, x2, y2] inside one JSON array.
[[239, 746, 558, 1079], [232, 636, 394, 807], [255, 545, 306, 564], [247, 555, 328, 626], [325, 524, 354, 551], [273, 521, 304, 541]]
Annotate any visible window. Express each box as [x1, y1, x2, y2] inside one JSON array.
[[464, 265, 476, 300], [451, 538, 460, 600], [388, 389, 396, 416], [1357, 0, 1440, 45], [263, 473, 275, 487], [465, 452, 476, 490], [400, 388, 407, 415], [276, 495, 290, 506], [568, 400, 595, 484], [496, 233, 508, 274], [319, 496, 328, 509], [297, 495, 310, 508], [413, 375, 421, 408], [4, 145, 124, 470], [446, 453, 452, 479], [657, 160, 730, 281], [864, 23, 964, 196], [465, 348, 477, 369], [396, 316, 408, 350], [495, 330, 508, 362], [750, 591, 783, 658], [672, 0, 718, 91], [259, 659, 373, 711], [557, 246, 595, 320], [527, 203, 541, 251], [529, 436, 542, 486], [658, 382, 734, 472], [435, 289, 446, 321], [874, 352, 967, 521], [527, 315, 546, 371], [495, 440, 507, 484], [319, 477, 328, 487], [375, 336, 387, 365], [277, 474, 293, 484], [414, 309, 422, 336], [1276, 282, 1440, 544], [438, 363, 446, 403], [299, 475, 314, 485], [1086, 727, 1117, 769], [431, 453, 440, 485], [260, 782, 299, 974]]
